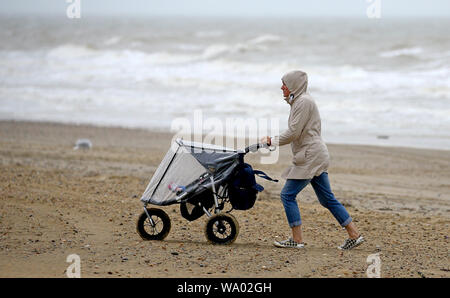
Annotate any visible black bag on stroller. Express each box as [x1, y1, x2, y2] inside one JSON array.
[[228, 163, 278, 210]]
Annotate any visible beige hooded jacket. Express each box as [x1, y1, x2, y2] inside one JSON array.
[[271, 70, 330, 180]]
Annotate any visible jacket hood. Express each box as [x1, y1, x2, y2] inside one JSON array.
[[282, 70, 308, 104]]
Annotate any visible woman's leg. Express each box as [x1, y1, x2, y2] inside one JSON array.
[[310, 172, 360, 238], [280, 179, 310, 243]]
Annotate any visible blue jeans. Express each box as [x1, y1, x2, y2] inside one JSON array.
[[280, 172, 352, 228]]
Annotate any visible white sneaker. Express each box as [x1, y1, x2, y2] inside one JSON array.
[[273, 238, 306, 248], [338, 235, 365, 250]]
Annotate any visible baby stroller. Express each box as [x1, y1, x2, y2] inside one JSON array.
[[136, 138, 278, 245]]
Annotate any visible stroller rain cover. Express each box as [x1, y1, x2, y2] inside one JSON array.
[[140, 139, 241, 206]]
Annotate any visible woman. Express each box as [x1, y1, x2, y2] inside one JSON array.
[[261, 70, 365, 250]]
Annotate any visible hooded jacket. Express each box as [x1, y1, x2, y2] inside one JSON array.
[[272, 70, 330, 180]]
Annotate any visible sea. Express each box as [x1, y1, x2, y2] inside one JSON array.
[[1, 15, 449, 150]]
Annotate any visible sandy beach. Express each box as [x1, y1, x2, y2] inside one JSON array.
[[0, 120, 449, 278]]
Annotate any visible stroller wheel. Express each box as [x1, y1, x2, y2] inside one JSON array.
[[204, 213, 239, 245], [136, 208, 171, 241]]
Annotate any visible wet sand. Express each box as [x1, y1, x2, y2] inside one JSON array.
[[0, 120, 449, 278]]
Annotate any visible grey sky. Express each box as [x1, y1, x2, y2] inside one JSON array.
[[1, 0, 449, 17]]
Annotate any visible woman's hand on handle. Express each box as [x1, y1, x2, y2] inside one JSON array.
[[260, 136, 272, 146]]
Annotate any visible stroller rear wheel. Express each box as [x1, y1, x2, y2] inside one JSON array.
[[204, 213, 239, 245], [137, 208, 171, 240]]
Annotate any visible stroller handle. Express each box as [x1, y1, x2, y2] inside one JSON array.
[[244, 142, 275, 153]]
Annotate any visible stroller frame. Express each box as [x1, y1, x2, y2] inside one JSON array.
[[142, 174, 218, 226]]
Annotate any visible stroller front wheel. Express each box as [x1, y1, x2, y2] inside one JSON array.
[[204, 213, 239, 245], [137, 208, 171, 241]]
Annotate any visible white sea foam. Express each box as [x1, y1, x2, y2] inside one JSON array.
[[379, 47, 424, 58], [104, 36, 121, 46], [247, 34, 282, 44], [47, 44, 97, 59], [201, 36, 276, 60]]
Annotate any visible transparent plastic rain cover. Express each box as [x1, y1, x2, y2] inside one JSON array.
[[140, 140, 240, 206]]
